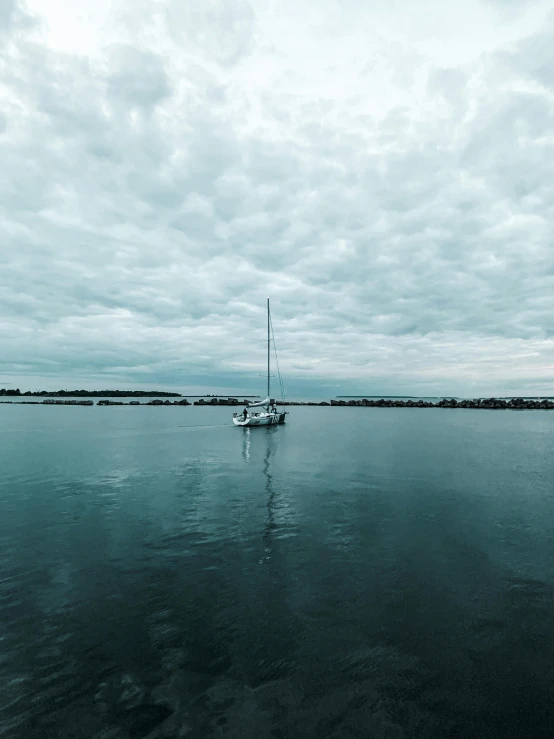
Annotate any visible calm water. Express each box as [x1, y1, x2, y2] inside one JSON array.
[[2, 406, 554, 738]]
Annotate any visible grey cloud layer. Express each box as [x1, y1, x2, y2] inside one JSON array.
[[1, 0, 554, 394]]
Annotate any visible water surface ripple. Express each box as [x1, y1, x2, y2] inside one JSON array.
[[1, 406, 554, 737]]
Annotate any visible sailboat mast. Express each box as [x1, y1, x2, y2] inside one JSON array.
[[267, 297, 270, 399]]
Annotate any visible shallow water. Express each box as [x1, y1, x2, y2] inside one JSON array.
[[2, 405, 554, 738]]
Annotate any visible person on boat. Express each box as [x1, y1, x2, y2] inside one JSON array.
[[242, 406, 248, 420], [270, 402, 277, 414]]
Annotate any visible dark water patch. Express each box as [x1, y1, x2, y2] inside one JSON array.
[[125, 703, 173, 737]]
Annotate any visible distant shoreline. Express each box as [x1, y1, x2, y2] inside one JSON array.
[[0, 389, 260, 398], [2, 397, 554, 410]]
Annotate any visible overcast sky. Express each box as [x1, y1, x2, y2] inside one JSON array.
[[2, 0, 554, 397]]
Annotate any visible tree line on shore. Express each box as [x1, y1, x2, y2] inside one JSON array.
[[3, 390, 554, 410], [0, 389, 181, 397]]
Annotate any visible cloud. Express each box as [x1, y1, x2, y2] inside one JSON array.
[[165, 0, 255, 67], [0, 0, 17, 32], [1, 0, 554, 396], [106, 45, 172, 110], [0, 0, 36, 37]]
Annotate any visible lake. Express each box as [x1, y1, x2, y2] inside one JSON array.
[[1, 405, 554, 738]]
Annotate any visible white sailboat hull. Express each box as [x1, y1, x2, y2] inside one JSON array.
[[232, 297, 288, 428], [233, 411, 286, 427]]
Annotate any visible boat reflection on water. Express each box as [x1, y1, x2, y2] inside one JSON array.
[[263, 429, 278, 555], [242, 427, 251, 463], [241, 426, 279, 562]]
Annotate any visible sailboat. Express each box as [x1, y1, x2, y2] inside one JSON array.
[[233, 298, 288, 427]]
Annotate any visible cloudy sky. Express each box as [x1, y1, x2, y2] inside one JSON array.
[[2, 0, 554, 397]]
